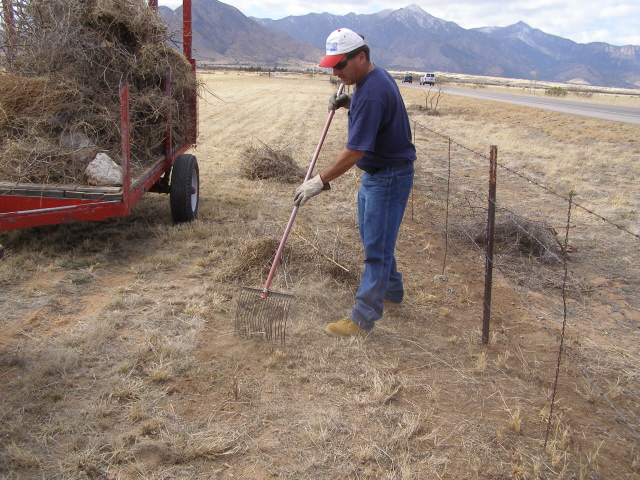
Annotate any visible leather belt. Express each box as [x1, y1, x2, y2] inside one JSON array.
[[363, 160, 412, 175]]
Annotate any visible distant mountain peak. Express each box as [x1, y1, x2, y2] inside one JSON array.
[[404, 4, 426, 13], [389, 3, 456, 32]]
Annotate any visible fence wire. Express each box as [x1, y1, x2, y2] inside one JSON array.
[[410, 118, 640, 444]]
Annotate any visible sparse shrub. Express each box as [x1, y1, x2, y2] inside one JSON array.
[[416, 105, 441, 116], [545, 87, 568, 97], [422, 85, 444, 112], [569, 88, 593, 98]]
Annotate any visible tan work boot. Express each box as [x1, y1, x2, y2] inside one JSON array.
[[325, 318, 367, 337]]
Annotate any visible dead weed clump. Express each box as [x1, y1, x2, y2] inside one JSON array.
[[217, 236, 284, 284], [453, 212, 569, 293], [0, 0, 196, 184], [463, 213, 562, 262], [215, 234, 357, 288], [240, 143, 305, 183]]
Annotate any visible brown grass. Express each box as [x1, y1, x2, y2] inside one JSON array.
[[0, 73, 638, 478]]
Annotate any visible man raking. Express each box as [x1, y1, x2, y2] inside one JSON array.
[[294, 28, 417, 336]]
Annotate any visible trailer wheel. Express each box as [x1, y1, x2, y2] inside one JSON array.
[[170, 154, 199, 223]]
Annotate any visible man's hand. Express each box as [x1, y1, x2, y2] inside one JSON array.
[[293, 174, 330, 206], [328, 92, 351, 112]]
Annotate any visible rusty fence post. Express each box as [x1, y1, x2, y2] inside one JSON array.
[[411, 121, 416, 221], [482, 145, 498, 344], [442, 138, 451, 275]]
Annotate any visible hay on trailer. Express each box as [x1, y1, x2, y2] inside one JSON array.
[[0, 75, 71, 128], [240, 143, 306, 184], [0, 0, 197, 185]]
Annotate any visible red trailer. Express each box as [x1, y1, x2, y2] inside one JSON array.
[[0, 0, 199, 232]]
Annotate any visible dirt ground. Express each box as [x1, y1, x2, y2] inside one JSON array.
[[1, 73, 639, 479]]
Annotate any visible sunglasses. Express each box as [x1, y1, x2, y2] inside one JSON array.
[[333, 53, 358, 70]]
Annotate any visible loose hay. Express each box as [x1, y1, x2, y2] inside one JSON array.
[[460, 213, 562, 262], [219, 237, 285, 284], [240, 143, 306, 183], [218, 236, 314, 284], [0, 0, 197, 184], [217, 235, 354, 287]]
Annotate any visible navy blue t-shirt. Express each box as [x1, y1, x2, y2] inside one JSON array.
[[346, 67, 416, 171]]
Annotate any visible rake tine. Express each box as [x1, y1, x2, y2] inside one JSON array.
[[235, 286, 292, 345]]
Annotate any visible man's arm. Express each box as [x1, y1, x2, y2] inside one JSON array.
[[293, 148, 364, 206], [319, 148, 364, 183]]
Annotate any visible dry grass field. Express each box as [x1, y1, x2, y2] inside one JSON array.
[[1, 72, 639, 479]]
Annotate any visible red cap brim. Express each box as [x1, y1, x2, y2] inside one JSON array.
[[319, 54, 345, 68]]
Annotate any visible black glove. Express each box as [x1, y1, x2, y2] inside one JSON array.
[[328, 92, 351, 112]]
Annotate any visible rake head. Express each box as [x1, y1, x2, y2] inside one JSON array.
[[235, 286, 293, 344]]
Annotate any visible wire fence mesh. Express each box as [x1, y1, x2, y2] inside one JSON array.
[[410, 118, 640, 444]]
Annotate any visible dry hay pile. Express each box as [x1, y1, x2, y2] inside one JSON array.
[[452, 213, 566, 292], [460, 213, 562, 262], [218, 236, 312, 284], [217, 235, 358, 287], [240, 143, 306, 183], [0, 0, 196, 184]]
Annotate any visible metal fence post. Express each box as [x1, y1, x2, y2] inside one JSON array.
[[442, 138, 451, 275], [482, 145, 498, 344], [411, 121, 416, 221]]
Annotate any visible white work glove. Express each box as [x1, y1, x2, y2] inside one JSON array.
[[328, 92, 351, 111], [293, 174, 330, 206]]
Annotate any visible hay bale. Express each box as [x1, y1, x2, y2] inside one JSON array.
[[0, 0, 197, 185], [240, 143, 306, 184]]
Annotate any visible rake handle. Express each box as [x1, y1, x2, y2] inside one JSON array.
[[261, 83, 345, 297]]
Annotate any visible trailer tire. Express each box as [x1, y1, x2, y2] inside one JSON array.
[[170, 154, 199, 223]]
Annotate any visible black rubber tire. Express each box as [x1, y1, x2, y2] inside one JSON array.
[[170, 153, 199, 223]]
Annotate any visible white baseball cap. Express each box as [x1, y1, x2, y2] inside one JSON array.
[[319, 28, 365, 68]]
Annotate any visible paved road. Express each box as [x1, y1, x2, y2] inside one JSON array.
[[401, 84, 640, 125]]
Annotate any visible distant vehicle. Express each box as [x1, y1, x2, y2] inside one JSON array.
[[402, 74, 413, 83], [420, 73, 436, 85]]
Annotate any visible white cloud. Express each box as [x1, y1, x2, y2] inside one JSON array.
[[159, 0, 181, 9], [158, 0, 640, 46]]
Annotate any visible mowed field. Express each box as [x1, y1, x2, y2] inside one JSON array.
[[1, 72, 639, 479]]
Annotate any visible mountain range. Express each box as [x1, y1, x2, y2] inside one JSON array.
[[160, 1, 640, 88], [159, 0, 321, 66]]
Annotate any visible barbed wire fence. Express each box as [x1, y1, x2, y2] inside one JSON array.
[[409, 118, 640, 449]]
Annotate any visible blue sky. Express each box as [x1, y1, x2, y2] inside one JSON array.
[[158, 0, 640, 47]]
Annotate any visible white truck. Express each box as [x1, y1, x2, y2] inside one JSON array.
[[420, 73, 436, 85]]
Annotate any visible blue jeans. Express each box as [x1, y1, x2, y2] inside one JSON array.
[[350, 162, 414, 331]]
